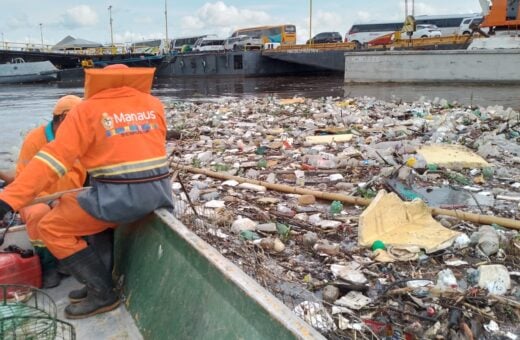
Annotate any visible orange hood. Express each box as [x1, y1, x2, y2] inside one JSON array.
[[84, 67, 156, 99]]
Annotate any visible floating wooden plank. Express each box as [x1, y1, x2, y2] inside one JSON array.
[[305, 134, 353, 145], [278, 98, 305, 105]]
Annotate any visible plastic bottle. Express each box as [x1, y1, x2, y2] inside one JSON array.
[[436, 269, 458, 291], [427, 163, 439, 172], [255, 146, 267, 155], [239, 230, 260, 241], [257, 158, 267, 169], [446, 171, 471, 185], [371, 240, 385, 251], [471, 225, 499, 257], [405, 157, 417, 168], [482, 167, 494, 180], [316, 158, 337, 169], [294, 170, 305, 186], [330, 201, 343, 215]]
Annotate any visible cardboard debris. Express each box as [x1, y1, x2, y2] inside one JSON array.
[[331, 263, 368, 285], [305, 134, 353, 145], [359, 191, 461, 253], [334, 291, 372, 310], [417, 144, 490, 169]]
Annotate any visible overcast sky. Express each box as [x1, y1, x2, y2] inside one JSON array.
[[1, 0, 483, 45]]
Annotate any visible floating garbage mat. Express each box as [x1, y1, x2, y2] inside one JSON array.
[[157, 96, 520, 338], [0, 285, 75, 340]]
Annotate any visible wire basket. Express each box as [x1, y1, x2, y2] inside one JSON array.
[[0, 284, 76, 340]]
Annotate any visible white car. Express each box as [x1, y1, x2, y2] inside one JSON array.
[[412, 24, 442, 38], [224, 35, 263, 51], [460, 16, 483, 35], [192, 36, 225, 52]]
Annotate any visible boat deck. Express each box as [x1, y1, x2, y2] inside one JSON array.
[[2, 225, 142, 339], [45, 277, 142, 339]]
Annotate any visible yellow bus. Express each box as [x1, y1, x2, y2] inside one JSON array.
[[230, 25, 296, 45]]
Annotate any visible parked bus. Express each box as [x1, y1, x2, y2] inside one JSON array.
[[230, 25, 296, 45], [345, 13, 480, 45], [129, 39, 164, 54], [345, 21, 402, 46], [415, 14, 480, 34]]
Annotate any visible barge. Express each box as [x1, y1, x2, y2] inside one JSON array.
[[156, 50, 327, 78]]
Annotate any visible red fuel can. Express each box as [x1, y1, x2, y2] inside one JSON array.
[[0, 251, 42, 288]]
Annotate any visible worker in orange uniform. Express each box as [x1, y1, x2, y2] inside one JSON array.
[[0, 65, 173, 319], [0, 95, 87, 288]]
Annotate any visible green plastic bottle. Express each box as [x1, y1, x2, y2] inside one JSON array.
[[240, 230, 260, 241], [257, 158, 268, 169], [446, 171, 471, 186], [427, 163, 439, 172], [255, 146, 267, 155], [482, 167, 494, 180], [372, 240, 385, 251], [330, 201, 343, 215]]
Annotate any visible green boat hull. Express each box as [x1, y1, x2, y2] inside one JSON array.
[[115, 209, 324, 340]]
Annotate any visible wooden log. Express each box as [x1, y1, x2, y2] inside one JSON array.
[[172, 164, 520, 231]]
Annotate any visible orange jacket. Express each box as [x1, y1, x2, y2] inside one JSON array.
[[16, 125, 86, 197], [0, 86, 171, 222]]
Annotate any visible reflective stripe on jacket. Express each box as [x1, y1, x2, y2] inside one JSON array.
[[16, 125, 86, 197]]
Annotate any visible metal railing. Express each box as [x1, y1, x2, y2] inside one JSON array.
[[264, 34, 473, 53], [268, 42, 358, 52], [0, 41, 135, 55]]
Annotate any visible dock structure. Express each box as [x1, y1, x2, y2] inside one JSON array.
[[261, 36, 472, 74], [262, 44, 353, 72], [343, 49, 520, 83]]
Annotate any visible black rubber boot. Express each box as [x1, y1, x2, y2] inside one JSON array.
[[34, 246, 62, 289], [68, 229, 114, 303], [61, 247, 119, 319], [68, 286, 87, 304], [42, 267, 61, 288]]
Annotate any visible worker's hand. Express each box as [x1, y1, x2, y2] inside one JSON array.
[[0, 200, 13, 222], [0, 170, 15, 184]]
